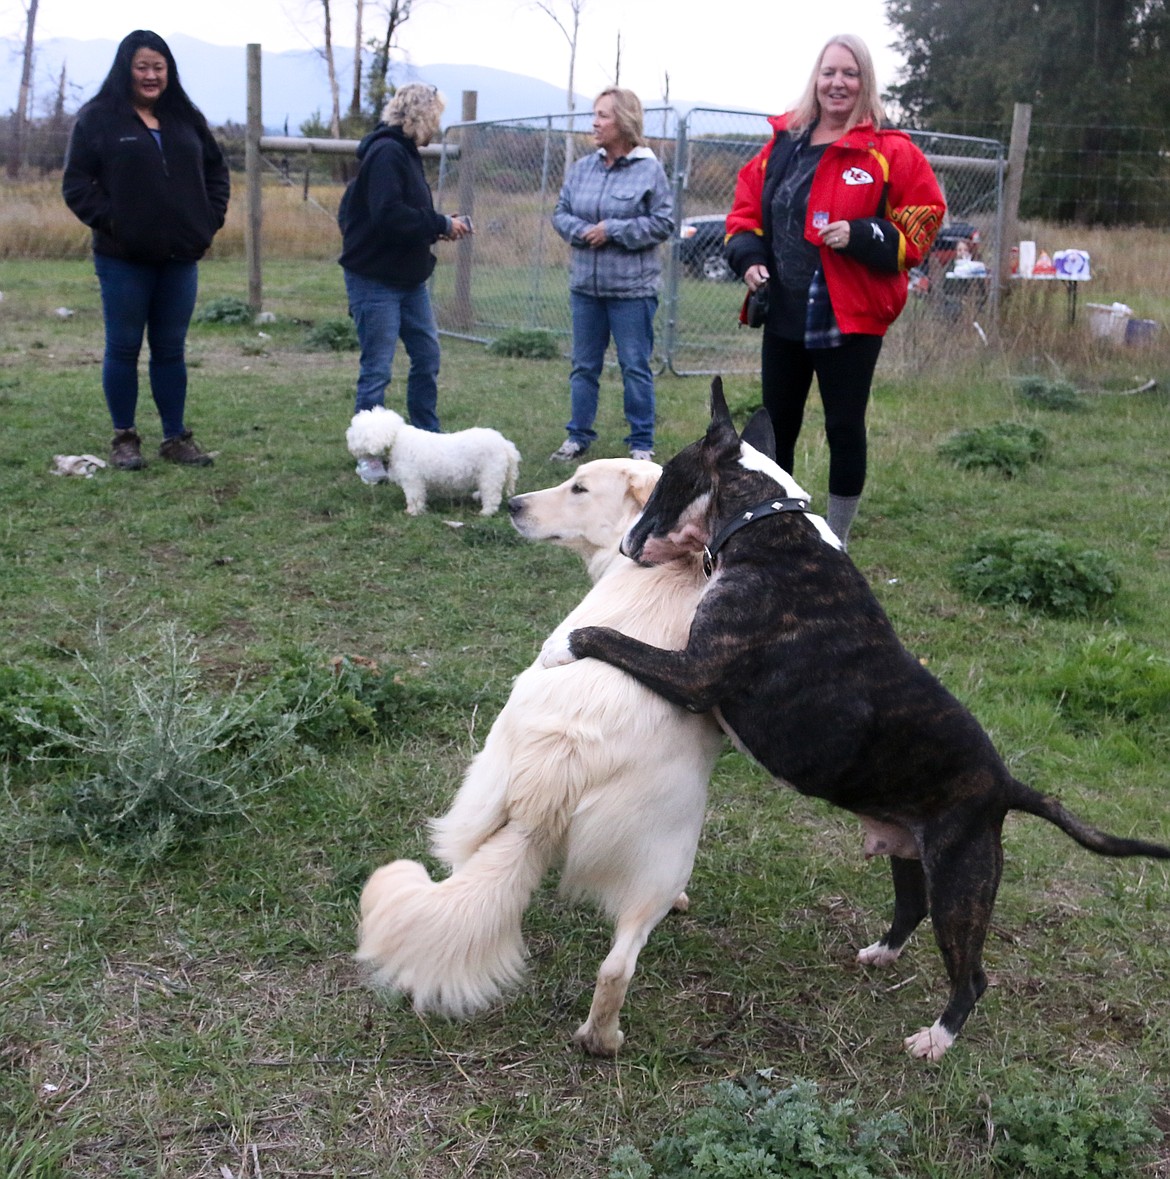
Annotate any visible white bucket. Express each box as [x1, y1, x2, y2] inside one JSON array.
[[1085, 302, 1131, 343]]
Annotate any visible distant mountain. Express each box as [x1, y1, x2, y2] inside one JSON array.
[[0, 33, 601, 131]]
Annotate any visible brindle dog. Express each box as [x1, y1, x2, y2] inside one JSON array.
[[564, 377, 1170, 1060]]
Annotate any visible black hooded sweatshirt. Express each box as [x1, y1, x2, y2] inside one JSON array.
[[62, 101, 229, 264], [337, 124, 450, 287]]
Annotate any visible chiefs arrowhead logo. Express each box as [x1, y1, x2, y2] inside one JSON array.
[[842, 167, 874, 186]]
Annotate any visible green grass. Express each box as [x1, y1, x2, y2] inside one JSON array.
[[1, 258, 1169, 1177]]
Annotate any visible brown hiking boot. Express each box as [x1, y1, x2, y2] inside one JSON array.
[[159, 430, 214, 467], [110, 428, 146, 470]]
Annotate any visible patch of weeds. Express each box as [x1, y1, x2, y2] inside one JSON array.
[[1040, 630, 1170, 733], [195, 295, 253, 325], [1012, 375, 1083, 411], [988, 1076, 1159, 1176], [609, 1073, 906, 1178], [951, 528, 1118, 616], [250, 647, 478, 747], [0, 664, 79, 761], [486, 328, 560, 359], [304, 317, 359, 352], [17, 621, 313, 863], [937, 421, 1050, 477]]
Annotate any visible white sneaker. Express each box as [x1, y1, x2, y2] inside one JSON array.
[[629, 448, 655, 462], [355, 457, 389, 484], [549, 439, 589, 462]]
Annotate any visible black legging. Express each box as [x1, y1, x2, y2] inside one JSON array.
[[760, 332, 883, 498]]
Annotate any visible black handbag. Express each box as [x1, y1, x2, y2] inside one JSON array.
[[740, 280, 770, 329]]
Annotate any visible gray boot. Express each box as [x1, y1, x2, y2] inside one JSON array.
[[827, 494, 861, 549]]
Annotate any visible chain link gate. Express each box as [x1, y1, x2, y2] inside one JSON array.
[[433, 108, 1004, 375]]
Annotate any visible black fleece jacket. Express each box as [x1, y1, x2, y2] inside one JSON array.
[[62, 101, 230, 264], [337, 124, 450, 286]]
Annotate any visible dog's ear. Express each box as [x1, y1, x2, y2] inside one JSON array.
[[704, 375, 741, 456], [626, 464, 661, 509], [708, 376, 733, 431], [741, 409, 776, 459]]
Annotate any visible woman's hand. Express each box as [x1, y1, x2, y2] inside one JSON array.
[[582, 222, 609, 248], [745, 263, 770, 292], [820, 220, 851, 250]]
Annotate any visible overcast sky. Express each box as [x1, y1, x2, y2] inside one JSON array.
[[11, 0, 905, 112]]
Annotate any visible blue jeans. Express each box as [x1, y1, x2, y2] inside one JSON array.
[[344, 269, 442, 431], [93, 253, 198, 439], [568, 292, 657, 451]]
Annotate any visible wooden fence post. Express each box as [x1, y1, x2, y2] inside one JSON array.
[[1000, 102, 1031, 292], [245, 43, 263, 314], [451, 90, 478, 332]]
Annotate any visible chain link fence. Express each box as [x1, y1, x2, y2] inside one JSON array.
[[430, 107, 1005, 375]]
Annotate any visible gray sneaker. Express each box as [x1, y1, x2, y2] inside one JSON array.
[[629, 448, 655, 462], [355, 457, 389, 484], [549, 439, 589, 462]]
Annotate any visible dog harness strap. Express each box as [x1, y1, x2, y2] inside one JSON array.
[[702, 497, 810, 577]]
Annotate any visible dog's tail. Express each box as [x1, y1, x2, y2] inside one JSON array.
[[504, 441, 521, 499], [1012, 781, 1170, 859], [356, 822, 550, 1017]]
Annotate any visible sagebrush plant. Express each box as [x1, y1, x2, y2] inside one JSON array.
[[951, 528, 1118, 615], [17, 619, 312, 862], [609, 1075, 906, 1179], [937, 421, 1050, 477], [988, 1078, 1159, 1176], [304, 316, 359, 351], [486, 328, 561, 359]]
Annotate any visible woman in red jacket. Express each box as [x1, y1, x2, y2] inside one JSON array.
[[724, 34, 944, 547]]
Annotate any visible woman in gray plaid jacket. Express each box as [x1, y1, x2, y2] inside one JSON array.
[[550, 88, 674, 463]]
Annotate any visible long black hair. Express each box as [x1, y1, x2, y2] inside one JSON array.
[[87, 30, 211, 131]]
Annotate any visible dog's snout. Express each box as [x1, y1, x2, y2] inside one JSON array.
[[507, 496, 525, 518]]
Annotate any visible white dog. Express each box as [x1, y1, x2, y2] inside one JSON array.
[[356, 459, 723, 1055], [345, 406, 520, 516]]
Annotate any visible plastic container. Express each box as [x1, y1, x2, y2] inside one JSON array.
[[1124, 317, 1159, 345], [1085, 302, 1131, 343]]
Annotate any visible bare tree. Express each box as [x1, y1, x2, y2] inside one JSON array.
[[349, 0, 364, 120], [613, 29, 620, 87], [367, 0, 414, 120], [6, 0, 39, 179], [318, 0, 342, 136], [534, 0, 586, 172]]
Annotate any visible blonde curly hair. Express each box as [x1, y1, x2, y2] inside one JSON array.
[[382, 83, 445, 145]]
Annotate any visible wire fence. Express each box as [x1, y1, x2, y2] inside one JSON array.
[[426, 107, 1005, 375]]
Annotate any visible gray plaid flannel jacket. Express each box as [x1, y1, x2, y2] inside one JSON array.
[[552, 147, 674, 299]]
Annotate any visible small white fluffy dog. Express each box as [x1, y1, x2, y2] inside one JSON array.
[[356, 459, 723, 1055], [346, 406, 520, 516]]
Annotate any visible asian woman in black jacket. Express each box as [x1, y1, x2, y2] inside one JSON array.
[[63, 30, 230, 470]]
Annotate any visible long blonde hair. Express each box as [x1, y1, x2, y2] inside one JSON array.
[[787, 34, 885, 136], [594, 87, 646, 149], [382, 83, 445, 145]]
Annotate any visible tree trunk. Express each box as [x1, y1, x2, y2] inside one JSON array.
[[349, 0, 364, 121], [321, 0, 342, 137], [6, 0, 39, 179]]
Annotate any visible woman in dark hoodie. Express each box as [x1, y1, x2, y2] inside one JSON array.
[[338, 83, 472, 484], [63, 30, 229, 470]]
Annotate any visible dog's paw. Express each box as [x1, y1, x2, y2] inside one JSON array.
[[671, 890, 690, 913], [857, 940, 902, 968], [903, 1022, 955, 1062], [574, 1020, 623, 1058], [539, 633, 576, 667]]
